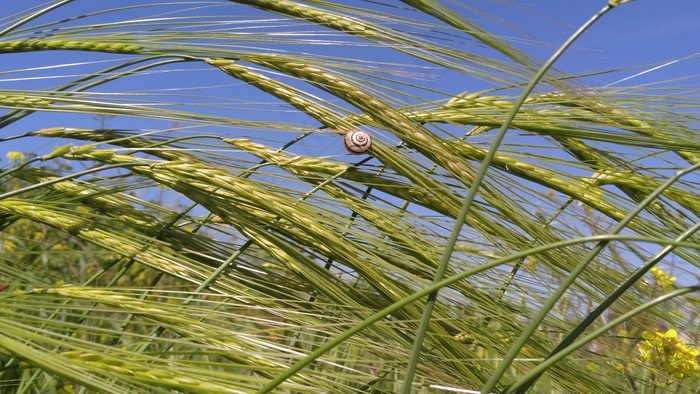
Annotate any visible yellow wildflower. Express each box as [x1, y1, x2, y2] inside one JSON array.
[[6, 151, 24, 161], [51, 242, 67, 251], [58, 383, 75, 394], [3, 239, 17, 251], [637, 328, 700, 383], [526, 257, 537, 269], [650, 266, 676, 292]]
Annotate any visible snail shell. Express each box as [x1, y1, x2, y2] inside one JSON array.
[[343, 130, 372, 154]]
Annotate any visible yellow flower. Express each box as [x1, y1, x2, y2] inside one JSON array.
[[51, 242, 67, 251], [637, 328, 700, 383], [58, 384, 75, 394], [6, 151, 24, 161], [526, 257, 537, 269], [3, 239, 17, 251], [650, 266, 676, 292]]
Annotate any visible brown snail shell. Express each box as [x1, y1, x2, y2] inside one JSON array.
[[343, 130, 372, 154]]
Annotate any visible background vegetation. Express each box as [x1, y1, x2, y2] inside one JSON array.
[[0, 1, 699, 393]]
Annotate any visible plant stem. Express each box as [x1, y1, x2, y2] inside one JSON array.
[[0, 0, 75, 37], [512, 162, 700, 392], [504, 286, 700, 393], [403, 3, 616, 394], [479, 4, 616, 393], [253, 233, 687, 394]]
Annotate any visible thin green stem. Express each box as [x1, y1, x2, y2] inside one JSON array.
[[0, 0, 75, 37], [512, 172, 700, 393], [489, 158, 700, 393], [0, 163, 146, 201], [24, 193, 204, 393], [405, 4, 615, 394], [131, 131, 319, 355], [470, 195, 575, 355], [505, 286, 700, 393], [0, 57, 190, 129], [0, 335, 121, 394], [252, 233, 697, 394]]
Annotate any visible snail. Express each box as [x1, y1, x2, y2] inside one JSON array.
[[343, 130, 372, 154]]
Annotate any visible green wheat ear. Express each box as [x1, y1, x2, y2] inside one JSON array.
[[0, 39, 142, 53]]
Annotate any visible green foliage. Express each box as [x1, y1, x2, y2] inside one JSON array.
[[0, 1, 699, 393]]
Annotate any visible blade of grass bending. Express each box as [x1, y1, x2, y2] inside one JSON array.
[[506, 286, 700, 394], [470, 195, 575, 354], [0, 57, 191, 129], [400, 0, 541, 76], [252, 233, 690, 394], [511, 162, 700, 393], [0, 0, 75, 37], [103, 196, 212, 343], [0, 163, 146, 201], [482, 15, 700, 393], [130, 133, 317, 352], [24, 173, 212, 393], [0, 335, 124, 394], [404, 4, 616, 394], [492, 158, 700, 393]]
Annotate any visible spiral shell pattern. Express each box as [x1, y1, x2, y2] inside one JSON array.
[[343, 130, 372, 154]]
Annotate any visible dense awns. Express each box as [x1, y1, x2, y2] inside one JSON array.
[[0, 1, 699, 393]]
